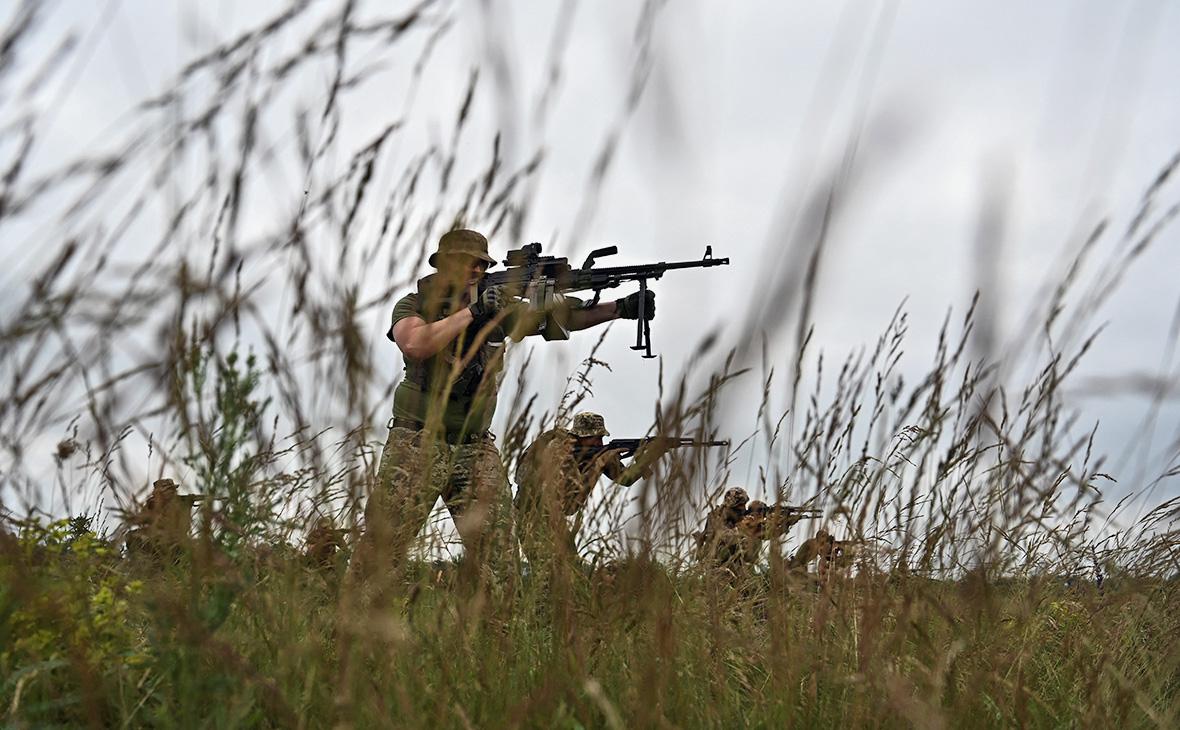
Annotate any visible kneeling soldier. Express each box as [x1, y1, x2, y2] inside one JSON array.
[[125, 478, 203, 562], [694, 487, 752, 574], [514, 412, 667, 570]]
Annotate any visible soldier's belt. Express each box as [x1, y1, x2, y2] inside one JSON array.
[[388, 417, 491, 445]]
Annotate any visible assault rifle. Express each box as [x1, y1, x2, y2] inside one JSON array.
[[746, 501, 823, 527], [577, 436, 731, 461], [482, 243, 730, 358]]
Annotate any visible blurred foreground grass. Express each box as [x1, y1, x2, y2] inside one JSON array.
[[2, 514, 1178, 728]]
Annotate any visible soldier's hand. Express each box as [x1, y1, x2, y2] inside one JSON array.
[[615, 289, 656, 320], [469, 285, 509, 324]]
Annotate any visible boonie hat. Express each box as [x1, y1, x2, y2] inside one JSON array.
[[429, 229, 497, 268], [571, 412, 610, 438]]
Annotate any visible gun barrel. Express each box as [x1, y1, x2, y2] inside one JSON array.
[[607, 437, 729, 446], [671, 438, 730, 448], [656, 257, 730, 270], [590, 257, 731, 281], [757, 506, 822, 518]]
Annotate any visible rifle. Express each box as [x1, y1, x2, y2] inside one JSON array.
[[482, 243, 730, 358], [580, 436, 730, 460], [746, 502, 823, 528]]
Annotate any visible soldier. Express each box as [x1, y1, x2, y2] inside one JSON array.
[[350, 229, 655, 593], [694, 487, 752, 574], [817, 538, 860, 582], [514, 412, 668, 570], [696, 490, 820, 577], [731, 501, 778, 568], [788, 529, 835, 574], [125, 478, 202, 561], [305, 516, 349, 571]]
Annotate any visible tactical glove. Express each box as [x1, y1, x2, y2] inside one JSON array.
[[469, 286, 509, 325], [615, 289, 656, 320]]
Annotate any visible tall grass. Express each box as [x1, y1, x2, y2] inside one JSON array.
[[2, 2, 1179, 727]]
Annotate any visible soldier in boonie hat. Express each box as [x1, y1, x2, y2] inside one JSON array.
[[428, 229, 497, 269], [515, 410, 662, 570], [570, 412, 610, 439]]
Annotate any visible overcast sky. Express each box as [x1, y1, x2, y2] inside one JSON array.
[[3, 0, 1179, 527]]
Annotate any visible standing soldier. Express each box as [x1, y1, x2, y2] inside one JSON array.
[[349, 229, 655, 595], [514, 412, 669, 570]]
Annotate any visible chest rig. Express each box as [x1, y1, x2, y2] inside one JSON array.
[[402, 275, 499, 398]]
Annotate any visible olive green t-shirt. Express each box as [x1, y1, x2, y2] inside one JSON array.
[[389, 290, 504, 438], [388, 284, 589, 439]]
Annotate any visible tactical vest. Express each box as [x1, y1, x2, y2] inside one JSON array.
[[402, 276, 498, 395], [391, 276, 503, 436]]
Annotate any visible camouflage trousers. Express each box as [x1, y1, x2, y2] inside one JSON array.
[[352, 427, 515, 589], [514, 481, 581, 572]]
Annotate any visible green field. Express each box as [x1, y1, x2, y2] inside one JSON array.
[[3, 517, 1177, 728]]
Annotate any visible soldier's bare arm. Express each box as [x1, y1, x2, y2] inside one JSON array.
[[392, 311, 475, 360], [552, 289, 655, 332], [393, 284, 512, 358], [565, 301, 621, 331]]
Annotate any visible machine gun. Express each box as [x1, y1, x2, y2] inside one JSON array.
[[576, 436, 730, 461], [482, 243, 730, 358]]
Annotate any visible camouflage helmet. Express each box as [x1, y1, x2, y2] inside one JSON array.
[[428, 229, 497, 268], [570, 412, 610, 438], [722, 487, 749, 509]]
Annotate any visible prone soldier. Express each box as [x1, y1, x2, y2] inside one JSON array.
[[819, 537, 860, 582], [789, 529, 835, 573], [789, 531, 860, 582]]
